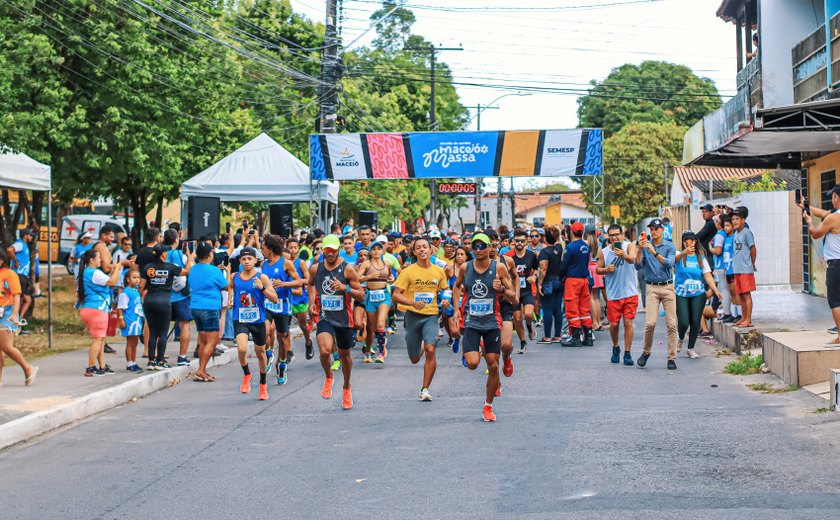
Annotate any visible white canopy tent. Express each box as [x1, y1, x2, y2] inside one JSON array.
[[0, 149, 53, 348], [180, 133, 339, 203]]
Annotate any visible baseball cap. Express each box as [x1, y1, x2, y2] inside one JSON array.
[[700, 203, 713, 211], [387, 231, 402, 239], [21, 228, 35, 237], [681, 230, 697, 241], [571, 222, 585, 234], [826, 185, 840, 198], [375, 235, 388, 244], [648, 218, 664, 229], [731, 208, 747, 218], [429, 230, 441, 239], [472, 233, 490, 245], [322, 234, 341, 250], [80, 232, 92, 239], [370, 240, 384, 249], [240, 247, 258, 258], [404, 234, 415, 242], [584, 224, 596, 234]]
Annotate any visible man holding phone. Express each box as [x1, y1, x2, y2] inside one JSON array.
[[634, 219, 678, 370], [804, 185, 840, 346], [596, 224, 638, 366]]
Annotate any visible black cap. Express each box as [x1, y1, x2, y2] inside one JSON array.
[[700, 203, 713, 211], [647, 218, 664, 229], [826, 185, 840, 198], [682, 230, 697, 241], [731, 208, 747, 218], [20, 228, 35, 237], [240, 247, 258, 258]]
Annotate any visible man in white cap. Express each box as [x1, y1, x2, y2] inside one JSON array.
[[429, 229, 444, 257]]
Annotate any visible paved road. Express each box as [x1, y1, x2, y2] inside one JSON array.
[[3, 315, 840, 519]]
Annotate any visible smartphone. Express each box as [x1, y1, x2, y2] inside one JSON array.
[[640, 232, 647, 242], [226, 222, 231, 234], [243, 219, 249, 231], [182, 242, 188, 254], [188, 241, 195, 254], [795, 189, 802, 205]]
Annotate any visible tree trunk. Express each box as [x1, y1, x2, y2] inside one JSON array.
[[154, 194, 164, 229]]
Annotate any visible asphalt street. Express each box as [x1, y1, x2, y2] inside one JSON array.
[[3, 314, 840, 519]]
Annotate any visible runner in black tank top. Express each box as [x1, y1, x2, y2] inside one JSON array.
[[452, 233, 515, 423], [308, 235, 365, 410]]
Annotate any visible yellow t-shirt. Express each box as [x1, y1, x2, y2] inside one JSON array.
[[393, 263, 448, 315]]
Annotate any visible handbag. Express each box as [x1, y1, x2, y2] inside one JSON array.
[[106, 310, 118, 337]]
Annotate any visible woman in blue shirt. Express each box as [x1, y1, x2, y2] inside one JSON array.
[[189, 242, 229, 382], [674, 231, 721, 359], [78, 249, 121, 377]]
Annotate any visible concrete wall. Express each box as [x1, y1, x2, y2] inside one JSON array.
[[759, 0, 825, 107], [523, 203, 596, 228]]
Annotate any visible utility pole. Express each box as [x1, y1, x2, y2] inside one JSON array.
[[464, 102, 498, 231], [315, 0, 342, 230], [407, 44, 462, 230]]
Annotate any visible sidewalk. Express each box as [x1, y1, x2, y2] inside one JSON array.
[[0, 331, 272, 451]]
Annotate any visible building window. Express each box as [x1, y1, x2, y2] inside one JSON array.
[[480, 211, 490, 228], [821, 170, 836, 211]]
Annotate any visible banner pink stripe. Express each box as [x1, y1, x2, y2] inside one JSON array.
[[367, 133, 408, 179]]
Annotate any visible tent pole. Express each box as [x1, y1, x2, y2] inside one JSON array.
[[309, 175, 314, 230], [47, 189, 53, 350]]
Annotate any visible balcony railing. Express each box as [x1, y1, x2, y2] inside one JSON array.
[[793, 25, 829, 103]]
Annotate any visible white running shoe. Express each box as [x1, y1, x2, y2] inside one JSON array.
[[677, 338, 684, 352], [686, 349, 699, 359], [419, 388, 432, 401]]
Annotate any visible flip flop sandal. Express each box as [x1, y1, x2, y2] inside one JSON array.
[[25, 365, 38, 386], [193, 374, 215, 382], [14, 319, 28, 337]]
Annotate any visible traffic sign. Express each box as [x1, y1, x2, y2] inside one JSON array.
[[610, 205, 620, 219]]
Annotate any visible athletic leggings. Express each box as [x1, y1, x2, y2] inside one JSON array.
[[540, 287, 566, 339], [143, 296, 172, 362], [676, 294, 705, 351]]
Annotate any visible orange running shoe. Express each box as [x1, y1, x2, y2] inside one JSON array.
[[321, 376, 334, 399], [495, 383, 502, 397], [258, 384, 269, 401], [482, 404, 496, 422], [503, 356, 514, 377], [240, 374, 252, 394], [342, 386, 353, 410]]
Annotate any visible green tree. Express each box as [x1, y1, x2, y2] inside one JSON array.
[[577, 61, 721, 137], [582, 122, 684, 226]]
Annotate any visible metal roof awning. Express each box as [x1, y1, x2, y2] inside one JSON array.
[[717, 130, 840, 156], [758, 98, 840, 131]]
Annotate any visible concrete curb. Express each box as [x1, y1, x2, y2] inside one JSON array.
[[0, 321, 309, 451], [0, 347, 239, 452]]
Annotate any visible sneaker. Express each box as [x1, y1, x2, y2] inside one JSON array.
[[363, 353, 373, 364], [610, 346, 620, 364], [84, 366, 97, 377], [258, 384, 269, 401], [503, 356, 514, 377], [147, 360, 158, 371], [461, 356, 468, 368], [214, 347, 226, 356], [561, 335, 582, 347], [677, 338, 684, 353], [419, 387, 432, 401], [527, 322, 535, 340], [342, 387, 353, 410], [266, 348, 273, 364], [386, 326, 396, 335], [438, 327, 445, 338], [829, 326, 838, 334], [482, 404, 496, 422], [331, 358, 341, 371], [276, 362, 287, 385], [321, 377, 334, 399], [157, 361, 171, 370], [447, 338, 454, 350], [104, 344, 116, 354], [667, 359, 677, 370], [101, 364, 114, 375], [240, 374, 252, 394], [177, 356, 190, 367], [193, 349, 199, 359], [715, 314, 730, 322], [305, 339, 314, 360], [127, 364, 144, 373], [623, 352, 634, 366], [286, 351, 295, 364], [452, 337, 460, 353], [518, 344, 527, 354], [722, 315, 738, 324], [215, 344, 230, 352], [637, 352, 650, 368], [375, 352, 385, 364], [686, 349, 699, 359]]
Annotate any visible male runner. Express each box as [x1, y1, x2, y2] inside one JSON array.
[[287, 238, 313, 359], [453, 233, 515, 422], [392, 237, 450, 401], [596, 224, 638, 365], [356, 225, 373, 252], [487, 230, 518, 382], [262, 235, 303, 386], [229, 247, 279, 401], [308, 235, 365, 410], [509, 229, 540, 352]]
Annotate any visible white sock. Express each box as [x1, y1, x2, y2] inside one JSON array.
[[484, 401, 491, 407]]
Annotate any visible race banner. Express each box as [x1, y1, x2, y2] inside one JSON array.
[[310, 129, 602, 180]]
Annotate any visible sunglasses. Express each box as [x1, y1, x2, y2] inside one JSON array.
[[471, 242, 488, 251], [514, 239, 526, 243], [529, 235, 540, 239]]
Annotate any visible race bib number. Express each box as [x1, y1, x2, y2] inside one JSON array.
[[414, 292, 434, 305], [520, 277, 527, 288], [238, 306, 259, 323], [266, 299, 285, 314], [369, 290, 387, 303], [469, 298, 493, 316], [441, 289, 453, 300], [322, 294, 344, 311], [685, 279, 704, 294], [135, 304, 144, 317]]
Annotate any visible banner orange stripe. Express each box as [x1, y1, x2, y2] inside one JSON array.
[[498, 131, 540, 177]]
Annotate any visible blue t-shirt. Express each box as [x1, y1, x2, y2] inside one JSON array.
[[13, 239, 30, 276], [723, 233, 735, 275], [558, 240, 590, 279], [675, 253, 710, 298], [188, 263, 228, 311], [342, 225, 353, 235], [119, 287, 144, 336], [712, 230, 727, 271], [169, 248, 189, 303], [81, 267, 112, 311], [73, 243, 93, 259], [339, 249, 358, 264], [663, 223, 673, 242]]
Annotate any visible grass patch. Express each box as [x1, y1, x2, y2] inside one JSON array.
[[746, 383, 799, 394], [814, 407, 831, 414], [724, 352, 764, 375], [3, 274, 90, 366]]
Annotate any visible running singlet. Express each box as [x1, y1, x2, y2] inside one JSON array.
[[511, 250, 539, 292], [463, 261, 501, 331], [232, 272, 267, 324], [602, 242, 638, 301], [313, 261, 353, 328], [393, 263, 448, 316], [675, 253, 710, 298], [263, 258, 292, 316]]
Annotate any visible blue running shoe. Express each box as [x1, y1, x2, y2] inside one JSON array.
[[452, 337, 460, 354], [623, 352, 634, 366], [276, 361, 287, 385], [461, 355, 467, 368], [610, 346, 620, 364]]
